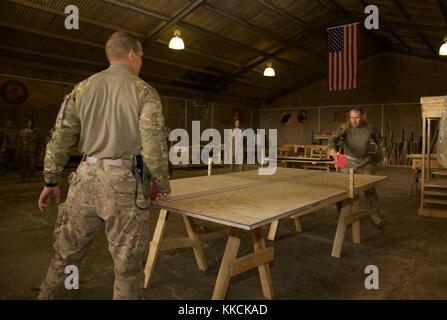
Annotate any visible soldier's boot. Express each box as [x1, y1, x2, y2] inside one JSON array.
[[370, 211, 387, 228], [364, 188, 386, 228]]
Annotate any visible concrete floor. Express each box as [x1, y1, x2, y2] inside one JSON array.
[[1, 165, 447, 300]]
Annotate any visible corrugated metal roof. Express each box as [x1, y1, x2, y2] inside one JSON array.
[[1, 0, 446, 104]]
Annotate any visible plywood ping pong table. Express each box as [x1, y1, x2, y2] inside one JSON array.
[[143, 167, 388, 300]]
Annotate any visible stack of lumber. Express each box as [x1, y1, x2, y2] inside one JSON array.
[[384, 123, 425, 166]]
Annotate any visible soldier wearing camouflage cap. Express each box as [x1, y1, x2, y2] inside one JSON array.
[[328, 107, 389, 227], [37, 31, 171, 299]]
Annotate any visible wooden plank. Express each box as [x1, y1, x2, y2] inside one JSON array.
[[230, 247, 274, 277], [423, 198, 447, 205], [183, 215, 208, 271], [344, 210, 365, 226], [425, 180, 447, 188], [160, 237, 194, 251], [420, 96, 446, 118], [424, 190, 447, 197], [212, 228, 243, 300], [418, 207, 447, 218], [433, 170, 447, 176], [251, 228, 274, 300], [144, 210, 168, 288]]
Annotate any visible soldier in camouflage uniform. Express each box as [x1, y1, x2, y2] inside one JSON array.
[[17, 119, 40, 182], [230, 119, 245, 172], [37, 31, 171, 300], [1, 120, 18, 173], [328, 108, 389, 227]]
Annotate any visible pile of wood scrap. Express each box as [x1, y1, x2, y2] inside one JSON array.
[[384, 123, 424, 166]]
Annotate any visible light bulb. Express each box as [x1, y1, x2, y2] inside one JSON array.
[[169, 29, 185, 50], [263, 63, 275, 77]]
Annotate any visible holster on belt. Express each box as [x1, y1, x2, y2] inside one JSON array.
[[130, 154, 152, 209]]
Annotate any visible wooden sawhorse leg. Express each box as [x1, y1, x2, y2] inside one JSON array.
[[212, 227, 274, 300], [144, 210, 208, 288], [331, 195, 364, 258], [267, 216, 303, 241]]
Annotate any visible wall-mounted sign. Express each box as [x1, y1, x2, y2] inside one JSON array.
[[1, 80, 29, 104], [280, 110, 309, 127]]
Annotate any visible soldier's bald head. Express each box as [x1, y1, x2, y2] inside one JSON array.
[[105, 32, 142, 62]]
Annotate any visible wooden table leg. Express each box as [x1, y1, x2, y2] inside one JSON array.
[[267, 220, 279, 241], [351, 196, 361, 245], [251, 228, 274, 300], [144, 209, 168, 288], [331, 199, 351, 258], [183, 215, 208, 271], [212, 228, 242, 300], [294, 216, 303, 232]]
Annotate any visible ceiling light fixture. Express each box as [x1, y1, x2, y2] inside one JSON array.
[[440, 37, 447, 56], [263, 63, 275, 77], [169, 29, 185, 50]]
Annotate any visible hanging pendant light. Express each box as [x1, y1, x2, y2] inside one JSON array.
[[440, 37, 447, 56], [169, 29, 185, 50], [263, 63, 275, 77]]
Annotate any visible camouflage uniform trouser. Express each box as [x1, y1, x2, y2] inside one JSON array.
[[38, 159, 150, 300], [337, 155, 381, 220], [20, 152, 36, 180]]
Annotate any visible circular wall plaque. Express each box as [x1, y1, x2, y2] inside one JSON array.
[[1, 80, 29, 104]]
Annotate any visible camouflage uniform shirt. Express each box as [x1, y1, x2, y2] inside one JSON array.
[[328, 121, 388, 159], [2, 127, 18, 150], [18, 128, 40, 154], [44, 63, 170, 192]]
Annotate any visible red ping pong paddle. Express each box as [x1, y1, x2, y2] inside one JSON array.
[[335, 152, 347, 168], [151, 180, 157, 201]]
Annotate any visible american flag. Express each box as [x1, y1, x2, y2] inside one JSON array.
[[327, 23, 359, 91]]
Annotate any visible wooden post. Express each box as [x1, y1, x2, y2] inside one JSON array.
[[427, 119, 431, 182], [351, 195, 361, 244], [144, 209, 169, 288], [349, 168, 354, 198], [208, 158, 212, 176], [421, 117, 426, 211]]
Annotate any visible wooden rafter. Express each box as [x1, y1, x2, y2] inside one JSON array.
[[437, 0, 447, 26], [391, 0, 436, 56], [0, 21, 282, 90], [102, 0, 321, 75]]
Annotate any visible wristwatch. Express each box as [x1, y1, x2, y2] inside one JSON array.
[[45, 182, 58, 187]]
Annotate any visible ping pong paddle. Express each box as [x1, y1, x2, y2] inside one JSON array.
[[335, 152, 347, 168], [151, 180, 157, 201]]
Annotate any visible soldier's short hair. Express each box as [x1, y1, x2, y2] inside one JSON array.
[[105, 32, 141, 62], [350, 107, 364, 114]]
